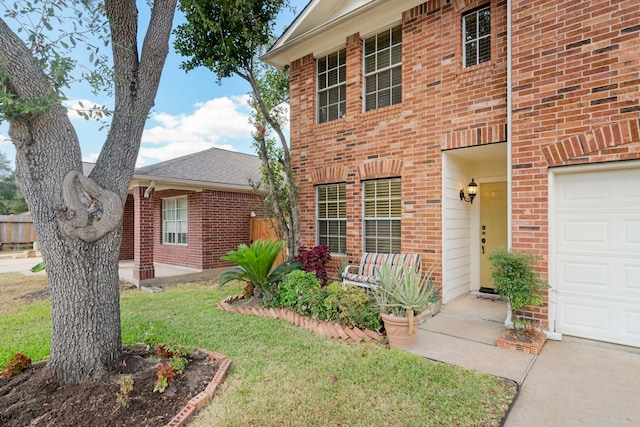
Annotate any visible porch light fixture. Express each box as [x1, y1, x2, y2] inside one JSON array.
[[460, 178, 478, 204]]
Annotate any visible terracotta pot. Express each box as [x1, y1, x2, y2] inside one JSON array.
[[380, 312, 422, 349]]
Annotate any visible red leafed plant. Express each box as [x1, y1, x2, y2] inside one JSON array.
[[295, 245, 331, 286], [153, 363, 176, 393], [156, 344, 174, 359], [1, 353, 32, 378]]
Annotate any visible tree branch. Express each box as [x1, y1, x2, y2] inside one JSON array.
[[59, 170, 123, 242]]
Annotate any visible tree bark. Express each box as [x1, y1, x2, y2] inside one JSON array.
[[0, 0, 176, 384], [246, 70, 301, 255]]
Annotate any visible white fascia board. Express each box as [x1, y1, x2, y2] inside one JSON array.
[[262, 0, 427, 68], [129, 176, 261, 195]]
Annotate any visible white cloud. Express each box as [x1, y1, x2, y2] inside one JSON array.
[[82, 152, 99, 164], [63, 99, 108, 121], [136, 96, 255, 166], [0, 132, 11, 146], [143, 96, 253, 146], [137, 141, 236, 167]]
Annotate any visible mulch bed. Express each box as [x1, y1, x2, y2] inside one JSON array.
[[0, 344, 220, 427], [496, 328, 547, 355]]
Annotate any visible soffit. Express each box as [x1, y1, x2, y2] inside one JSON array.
[[262, 0, 428, 68]]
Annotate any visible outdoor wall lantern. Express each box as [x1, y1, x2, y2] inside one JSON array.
[[460, 178, 478, 204]]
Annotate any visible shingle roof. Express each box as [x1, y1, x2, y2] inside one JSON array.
[[134, 147, 262, 189]]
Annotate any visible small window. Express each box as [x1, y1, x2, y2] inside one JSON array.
[[363, 178, 401, 253], [364, 25, 402, 112], [317, 183, 346, 254], [317, 49, 346, 123], [162, 197, 188, 245], [463, 5, 491, 67]]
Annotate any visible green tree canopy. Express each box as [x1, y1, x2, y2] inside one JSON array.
[[174, 0, 302, 256], [0, 151, 28, 214]]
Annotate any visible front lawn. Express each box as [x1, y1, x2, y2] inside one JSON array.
[[1, 278, 516, 426]]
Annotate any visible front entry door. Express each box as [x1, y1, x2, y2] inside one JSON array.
[[479, 182, 508, 291]]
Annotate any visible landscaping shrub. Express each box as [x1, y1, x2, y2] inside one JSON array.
[[262, 282, 281, 308], [334, 285, 381, 331], [295, 245, 331, 286], [269, 273, 381, 331], [278, 270, 322, 315]]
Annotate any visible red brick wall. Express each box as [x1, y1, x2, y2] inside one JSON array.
[[119, 194, 134, 260], [288, 0, 640, 326], [511, 0, 640, 323], [289, 0, 509, 290], [153, 189, 264, 269]]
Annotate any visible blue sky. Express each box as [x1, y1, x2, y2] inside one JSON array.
[[0, 0, 308, 167]]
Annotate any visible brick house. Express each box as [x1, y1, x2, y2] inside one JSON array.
[[118, 147, 264, 284], [262, 0, 640, 347]]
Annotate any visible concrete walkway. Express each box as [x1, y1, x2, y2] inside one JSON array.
[[0, 253, 224, 286], [411, 294, 640, 426]]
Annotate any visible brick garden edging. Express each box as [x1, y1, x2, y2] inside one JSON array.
[[495, 330, 547, 355], [164, 349, 232, 427], [217, 295, 382, 344]]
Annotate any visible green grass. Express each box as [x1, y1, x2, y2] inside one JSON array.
[[1, 280, 516, 426]]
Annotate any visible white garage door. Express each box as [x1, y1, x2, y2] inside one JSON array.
[[553, 165, 640, 347]]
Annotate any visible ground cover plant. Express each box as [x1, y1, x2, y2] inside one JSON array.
[[0, 273, 517, 426]]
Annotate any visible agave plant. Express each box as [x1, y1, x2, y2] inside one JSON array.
[[372, 260, 435, 334], [219, 239, 300, 298]]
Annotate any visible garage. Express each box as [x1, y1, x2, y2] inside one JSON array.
[[552, 163, 640, 347]]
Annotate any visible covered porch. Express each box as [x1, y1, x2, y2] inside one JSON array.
[[117, 260, 227, 288]]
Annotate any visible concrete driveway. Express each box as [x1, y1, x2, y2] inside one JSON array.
[[505, 336, 640, 426], [0, 254, 44, 275], [415, 296, 640, 426]]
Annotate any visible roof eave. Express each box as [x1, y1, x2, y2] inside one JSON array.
[[129, 175, 261, 195], [261, 0, 387, 68]]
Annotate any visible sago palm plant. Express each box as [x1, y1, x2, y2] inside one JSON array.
[[219, 239, 300, 298]]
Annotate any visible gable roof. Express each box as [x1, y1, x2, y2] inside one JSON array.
[[133, 147, 262, 192], [262, 0, 427, 68]]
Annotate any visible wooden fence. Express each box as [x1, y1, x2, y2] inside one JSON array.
[[0, 213, 36, 249], [249, 218, 286, 264]]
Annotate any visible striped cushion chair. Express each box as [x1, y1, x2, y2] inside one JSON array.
[[342, 253, 422, 289]]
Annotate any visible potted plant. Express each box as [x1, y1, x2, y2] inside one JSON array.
[[488, 248, 548, 328], [372, 260, 435, 349]]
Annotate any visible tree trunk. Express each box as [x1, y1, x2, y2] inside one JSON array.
[[0, 0, 176, 384], [246, 71, 301, 255]]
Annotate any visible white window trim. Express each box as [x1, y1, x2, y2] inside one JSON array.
[[316, 183, 347, 255], [317, 48, 347, 124], [462, 4, 491, 68], [362, 25, 403, 112], [362, 178, 402, 254], [162, 196, 188, 245]]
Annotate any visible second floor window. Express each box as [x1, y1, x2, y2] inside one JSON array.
[[317, 49, 346, 123], [317, 183, 346, 254], [463, 5, 491, 67], [364, 25, 402, 112], [162, 196, 188, 245], [363, 178, 401, 253]]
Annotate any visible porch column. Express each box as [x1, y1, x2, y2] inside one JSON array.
[[133, 185, 155, 281]]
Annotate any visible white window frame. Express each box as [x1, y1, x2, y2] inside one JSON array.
[[363, 25, 402, 112], [463, 5, 491, 68], [317, 48, 347, 123], [162, 196, 188, 245], [316, 183, 347, 254], [362, 178, 401, 254]]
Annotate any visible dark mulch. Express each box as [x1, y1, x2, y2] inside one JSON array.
[[0, 344, 218, 427], [502, 327, 541, 343]]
